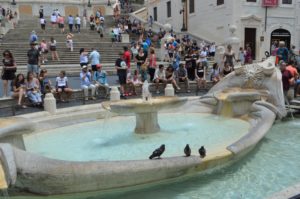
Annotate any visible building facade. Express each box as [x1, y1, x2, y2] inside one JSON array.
[[0, 0, 112, 18], [147, 0, 300, 61]]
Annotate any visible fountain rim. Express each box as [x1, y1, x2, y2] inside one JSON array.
[[0, 96, 277, 195]]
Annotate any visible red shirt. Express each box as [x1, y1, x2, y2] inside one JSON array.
[[123, 51, 131, 69], [286, 65, 298, 78]]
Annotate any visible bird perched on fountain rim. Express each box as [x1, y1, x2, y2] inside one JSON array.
[[199, 146, 206, 158], [149, 144, 165, 159], [184, 144, 191, 157]]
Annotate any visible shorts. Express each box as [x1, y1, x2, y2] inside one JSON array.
[[51, 22, 56, 25], [50, 46, 56, 51], [59, 23, 64, 28], [41, 24, 45, 30], [118, 74, 127, 85], [91, 65, 98, 71], [154, 79, 165, 83], [56, 86, 66, 92], [80, 62, 89, 67]]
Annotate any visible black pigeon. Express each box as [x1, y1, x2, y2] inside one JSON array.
[[149, 144, 165, 159], [184, 144, 191, 157], [199, 146, 206, 158]]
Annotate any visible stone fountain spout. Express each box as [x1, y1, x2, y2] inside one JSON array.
[[142, 80, 152, 102], [201, 56, 286, 119]]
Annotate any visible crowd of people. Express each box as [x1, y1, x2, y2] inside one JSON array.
[[1, 2, 300, 110]]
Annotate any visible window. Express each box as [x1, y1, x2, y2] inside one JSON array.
[[153, 7, 157, 21], [246, 0, 256, 2], [167, 1, 171, 18], [217, 0, 224, 5], [282, 0, 292, 4], [189, 0, 195, 13]]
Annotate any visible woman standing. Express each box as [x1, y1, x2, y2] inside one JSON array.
[[66, 33, 74, 52], [1, 50, 17, 97], [26, 71, 42, 107], [223, 45, 237, 68], [40, 39, 48, 64], [49, 37, 60, 61], [135, 48, 148, 82], [244, 46, 253, 64], [11, 73, 27, 108], [148, 48, 157, 82]]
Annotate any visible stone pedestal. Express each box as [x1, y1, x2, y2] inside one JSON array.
[[121, 34, 130, 43], [165, 84, 174, 96], [135, 112, 160, 134], [110, 87, 120, 101], [43, 93, 56, 114]]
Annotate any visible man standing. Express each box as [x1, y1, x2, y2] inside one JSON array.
[[89, 48, 101, 77], [277, 41, 289, 63], [27, 42, 40, 76], [80, 65, 96, 101], [123, 46, 131, 71], [115, 52, 127, 99], [75, 15, 81, 33], [68, 15, 74, 32]]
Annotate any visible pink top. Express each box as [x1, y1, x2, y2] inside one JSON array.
[[57, 16, 64, 24], [40, 42, 47, 50], [149, 54, 157, 68]]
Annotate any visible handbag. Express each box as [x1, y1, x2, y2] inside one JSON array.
[[141, 62, 148, 71]]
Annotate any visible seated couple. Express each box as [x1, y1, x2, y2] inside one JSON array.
[[80, 64, 110, 100]]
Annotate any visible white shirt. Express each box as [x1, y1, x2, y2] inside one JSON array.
[[50, 15, 57, 23], [75, 17, 81, 25], [56, 76, 68, 87], [40, 18, 46, 24], [199, 51, 207, 62], [154, 69, 166, 80]]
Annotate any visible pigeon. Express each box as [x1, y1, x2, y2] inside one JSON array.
[[199, 146, 206, 158], [149, 144, 165, 159], [184, 144, 191, 157]]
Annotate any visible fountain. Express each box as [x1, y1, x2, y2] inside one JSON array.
[[103, 80, 187, 134], [0, 56, 295, 198]]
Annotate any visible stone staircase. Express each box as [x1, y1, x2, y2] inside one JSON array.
[[0, 15, 130, 66]]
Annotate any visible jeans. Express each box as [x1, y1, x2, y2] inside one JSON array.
[[27, 91, 42, 103], [81, 84, 96, 97], [27, 64, 39, 75], [69, 24, 73, 32]]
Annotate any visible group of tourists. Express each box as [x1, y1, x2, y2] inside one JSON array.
[[1, 45, 73, 108]]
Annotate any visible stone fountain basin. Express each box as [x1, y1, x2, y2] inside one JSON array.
[[0, 96, 277, 196], [103, 97, 188, 114]]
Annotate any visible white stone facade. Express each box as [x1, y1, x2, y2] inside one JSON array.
[[147, 0, 300, 61], [0, 0, 115, 18]]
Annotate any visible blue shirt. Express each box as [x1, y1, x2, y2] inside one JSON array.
[[68, 16, 74, 24], [30, 34, 38, 42], [89, 50, 101, 65], [80, 71, 92, 86], [93, 70, 108, 85]]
